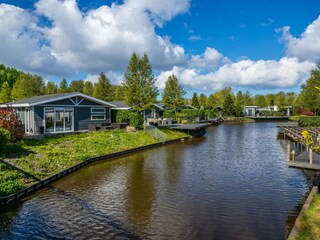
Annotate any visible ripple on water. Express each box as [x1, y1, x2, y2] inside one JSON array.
[[0, 123, 315, 240]]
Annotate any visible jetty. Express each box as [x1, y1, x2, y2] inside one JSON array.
[[158, 123, 210, 137], [248, 116, 290, 121], [279, 126, 320, 171]]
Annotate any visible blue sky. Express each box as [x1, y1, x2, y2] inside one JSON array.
[[1, 0, 320, 97]]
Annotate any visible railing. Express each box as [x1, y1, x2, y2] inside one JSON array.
[[145, 125, 167, 142]]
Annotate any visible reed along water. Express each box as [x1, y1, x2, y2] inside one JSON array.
[[0, 122, 315, 239]]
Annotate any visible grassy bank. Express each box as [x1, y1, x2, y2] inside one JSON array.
[[294, 194, 320, 240], [0, 129, 188, 196]]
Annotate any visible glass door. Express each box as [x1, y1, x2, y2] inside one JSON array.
[[44, 108, 73, 133]]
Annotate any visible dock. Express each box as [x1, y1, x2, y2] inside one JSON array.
[[248, 116, 290, 121], [158, 123, 210, 137], [280, 126, 320, 171]]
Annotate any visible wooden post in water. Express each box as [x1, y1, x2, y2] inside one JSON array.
[[291, 150, 295, 161], [309, 148, 313, 164], [287, 143, 290, 161]]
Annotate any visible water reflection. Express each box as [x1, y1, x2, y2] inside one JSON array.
[[124, 154, 156, 232], [0, 123, 315, 240]]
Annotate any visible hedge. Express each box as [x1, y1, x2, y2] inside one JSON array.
[[298, 116, 320, 127], [163, 110, 176, 120], [111, 110, 144, 129]]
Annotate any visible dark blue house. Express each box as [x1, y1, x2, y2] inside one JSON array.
[[0, 92, 116, 135]]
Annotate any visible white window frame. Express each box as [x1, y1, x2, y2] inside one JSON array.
[[44, 107, 74, 133], [91, 107, 106, 120]]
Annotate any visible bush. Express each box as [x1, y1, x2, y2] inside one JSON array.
[[298, 116, 320, 127], [204, 109, 218, 119], [0, 128, 10, 151], [259, 110, 284, 116], [0, 108, 24, 142], [181, 109, 199, 121], [163, 110, 176, 120], [112, 110, 144, 129], [297, 108, 315, 116]]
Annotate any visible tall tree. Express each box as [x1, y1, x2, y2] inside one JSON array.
[[11, 74, 44, 100], [45, 81, 58, 95], [112, 85, 125, 101], [254, 94, 268, 107], [198, 93, 207, 109], [162, 74, 186, 110], [206, 94, 219, 109], [297, 63, 320, 113], [0, 81, 11, 103], [223, 93, 236, 116], [83, 81, 94, 96], [93, 72, 112, 101], [69, 80, 84, 93], [191, 92, 200, 109], [123, 53, 158, 111], [59, 78, 69, 93], [275, 91, 287, 107]]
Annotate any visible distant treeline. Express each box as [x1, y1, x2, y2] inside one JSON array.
[[1, 61, 320, 116]]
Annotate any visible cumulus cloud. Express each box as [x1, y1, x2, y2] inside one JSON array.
[[0, 0, 189, 77], [278, 15, 320, 62], [190, 47, 231, 69], [158, 57, 314, 91]]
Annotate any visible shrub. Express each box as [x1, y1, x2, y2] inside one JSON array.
[[113, 110, 144, 129], [181, 109, 199, 121], [163, 110, 176, 120], [259, 110, 284, 116], [204, 109, 218, 119], [297, 108, 315, 116], [0, 128, 10, 151], [0, 108, 24, 142], [298, 116, 320, 127]]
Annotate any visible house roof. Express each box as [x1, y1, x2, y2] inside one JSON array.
[[0, 92, 116, 108], [109, 101, 131, 109]]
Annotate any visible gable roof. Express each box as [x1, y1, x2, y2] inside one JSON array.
[[0, 92, 116, 108], [109, 101, 131, 109]]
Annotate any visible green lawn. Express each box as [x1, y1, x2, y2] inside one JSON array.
[[294, 194, 320, 240], [0, 129, 188, 196]]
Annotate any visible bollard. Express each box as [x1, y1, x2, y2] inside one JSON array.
[[287, 143, 290, 161], [309, 148, 313, 164]]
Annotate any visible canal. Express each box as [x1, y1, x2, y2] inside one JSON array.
[[0, 122, 315, 239]]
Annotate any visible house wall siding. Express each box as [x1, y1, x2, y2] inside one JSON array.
[[75, 107, 110, 131]]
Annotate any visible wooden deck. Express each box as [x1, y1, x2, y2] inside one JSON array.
[[248, 116, 290, 121], [280, 126, 320, 171]]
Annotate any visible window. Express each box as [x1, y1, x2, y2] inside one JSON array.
[[91, 107, 106, 120], [44, 107, 73, 133]]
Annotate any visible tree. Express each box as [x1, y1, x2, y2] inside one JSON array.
[[297, 64, 320, 114], [162, 74, 186, 110], [198, 93, 207, 109], [254, 94, 267, 107], [123, 53, 158, 111], [11, 74, 44, 100], [112, 85, 125, 101], [242, 90, 253, 106], [223, 93, 236, 116], [45, 81, 58, 95], [69, 80, 84, 93], [93, 72, 112, 101], [83, 81, 94, 96], [59, 78, 69, 93], [206, 94, 219, 109], [191, 92, 200, 109], [275, 92, 287, 107], [0, 81, 11, 103]]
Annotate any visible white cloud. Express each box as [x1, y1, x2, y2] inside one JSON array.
[[190, 47, 231, 69], [0, 0, 189, 77], [278, 15, 320, 62], [188, 35, 201, 41], [157, 57, 314, 91]]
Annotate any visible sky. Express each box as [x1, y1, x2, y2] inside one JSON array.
[[0, 0, 320, 98]]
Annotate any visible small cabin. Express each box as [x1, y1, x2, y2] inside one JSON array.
[[0, 92, 116, 135]]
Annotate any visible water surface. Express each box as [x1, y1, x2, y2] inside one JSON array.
[[0, 123, 315, 239]]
